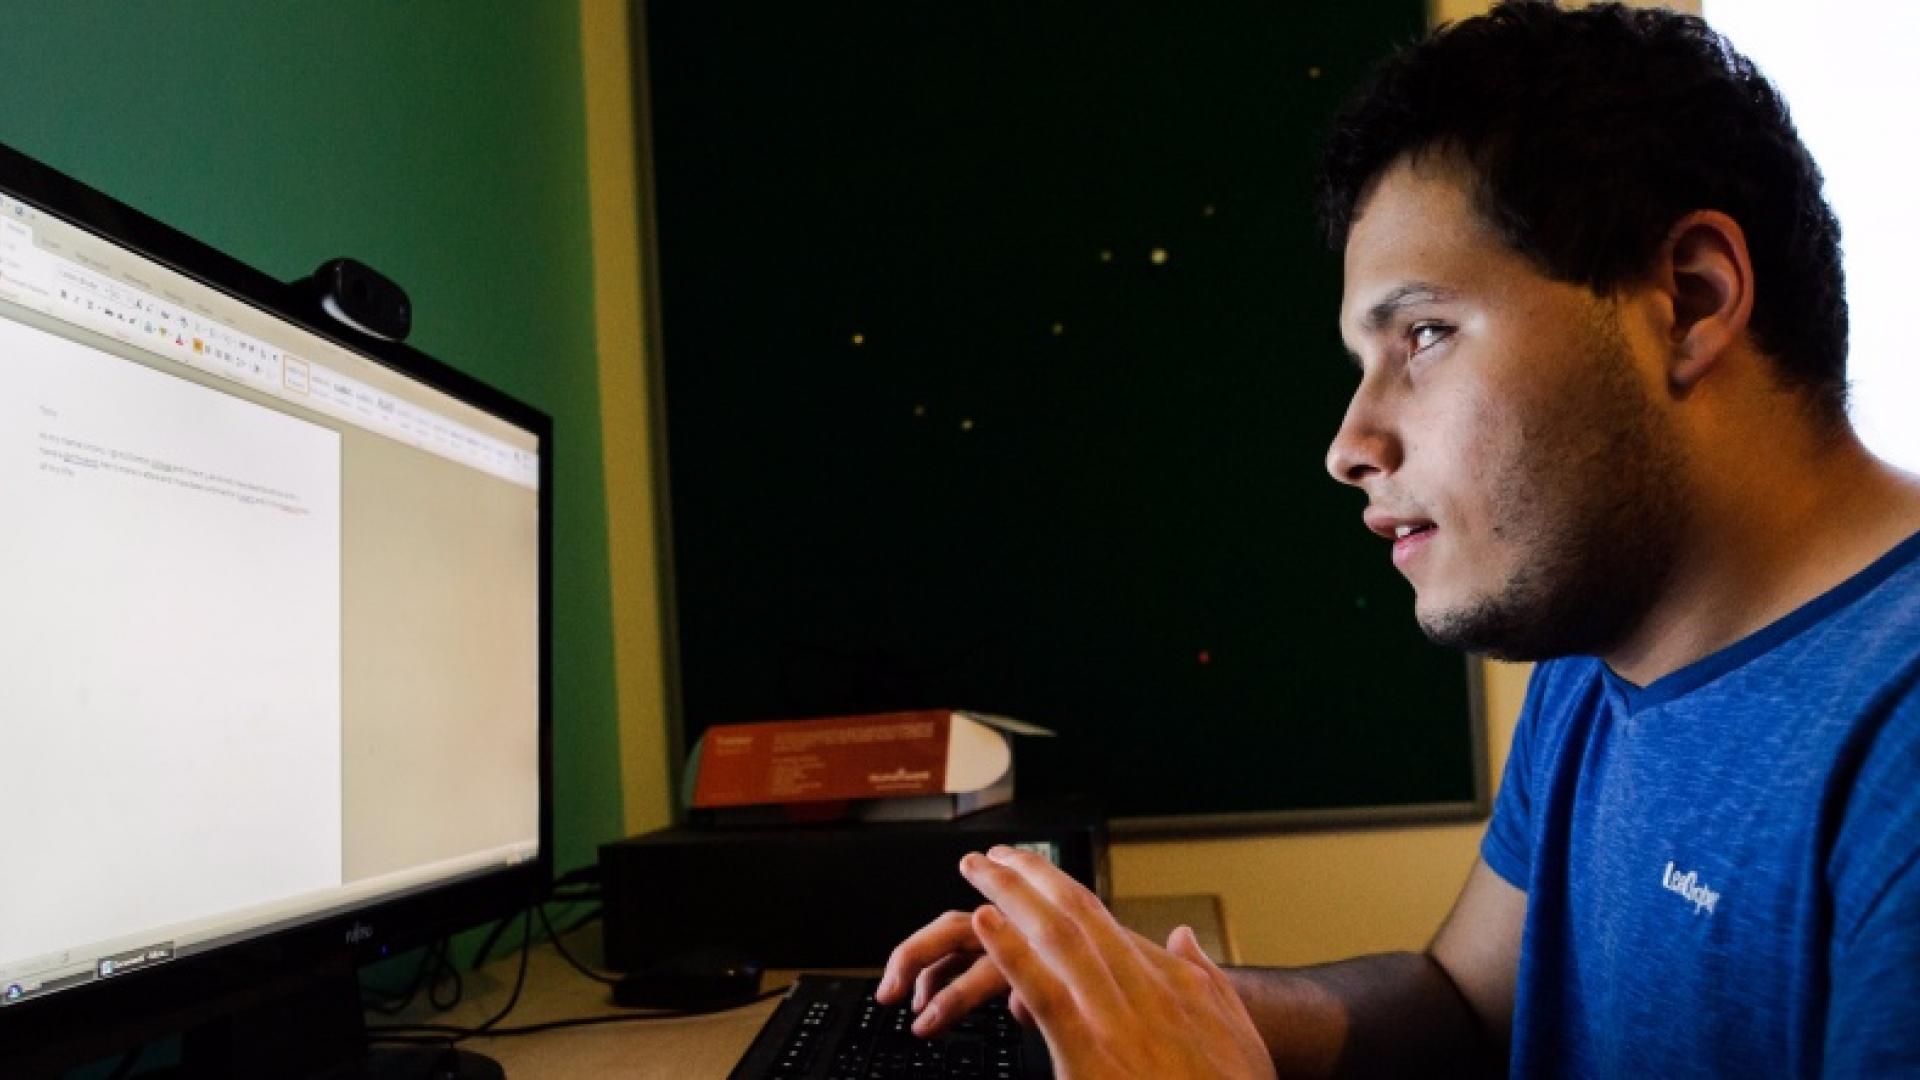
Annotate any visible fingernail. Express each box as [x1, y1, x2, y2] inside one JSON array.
[[987, 844, 1013, 862], [960, 853, 982, 874], [913, 1005, 939, 1034], [978, 906, 1005, 932]]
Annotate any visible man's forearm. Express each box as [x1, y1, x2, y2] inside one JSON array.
[[1226, 952, 1498, 1079]]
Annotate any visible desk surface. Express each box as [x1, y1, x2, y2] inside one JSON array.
[[375, 921, 784, 1078], [376, 895, 1230, 1079]]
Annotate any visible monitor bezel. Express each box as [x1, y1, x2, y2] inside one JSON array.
[[0, 137, 555, 1066]]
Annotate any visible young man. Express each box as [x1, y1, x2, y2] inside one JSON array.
[[876, 3, 1920, 1076]]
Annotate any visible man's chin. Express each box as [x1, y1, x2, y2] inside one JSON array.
[[1412, 590, 1474, 643], [1415, 592, 1549, 659], [1414, 589, 1611, 662], [1414, 602, 1480, 653]]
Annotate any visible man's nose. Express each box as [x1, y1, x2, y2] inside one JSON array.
[[1325, 387, 1400, 487]]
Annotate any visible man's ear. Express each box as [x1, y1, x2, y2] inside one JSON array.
[[1658, 210, 1755, 392]]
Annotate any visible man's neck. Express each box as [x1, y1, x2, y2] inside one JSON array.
[[1604, 434, 1920, 687]]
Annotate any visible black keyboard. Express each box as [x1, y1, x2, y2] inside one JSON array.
[[729, 974, 1053, 1079]]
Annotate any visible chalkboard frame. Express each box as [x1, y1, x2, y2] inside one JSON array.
[[1109, 659, 1488, 838]]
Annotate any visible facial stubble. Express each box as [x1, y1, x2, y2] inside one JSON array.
[[1417, 308, 1689, 661]]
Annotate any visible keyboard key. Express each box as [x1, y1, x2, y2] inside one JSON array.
[[736, 976, 1048, 1079]]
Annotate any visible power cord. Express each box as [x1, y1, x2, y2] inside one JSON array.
[[470, 897, 598, 967], [361, 936, 461, 1016], [533, 900, 618, 986], [359, 876, 578, 1023], [429, 939, 465, 1011], [364, 884, 787, 1046], [451, 906, 534, 1048], [357, 906, 532, 1059], [103, 1045, 145, 1080]]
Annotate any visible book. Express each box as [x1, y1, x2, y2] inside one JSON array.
[[689, 709, 1052, 823]]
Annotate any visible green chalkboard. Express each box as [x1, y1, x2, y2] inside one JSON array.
[[642, 0, 1485, 833], [0, 3, 623, 869]]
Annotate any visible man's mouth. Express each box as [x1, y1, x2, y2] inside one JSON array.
[[1362, 508, 1436, 543], [1390, 523, 1438, 571], [1363, 510, 1439, 572]]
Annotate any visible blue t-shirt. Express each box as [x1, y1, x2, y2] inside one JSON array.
[[1483, 529, 1920, 1077]]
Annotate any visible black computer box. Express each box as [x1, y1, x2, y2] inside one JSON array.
[[598, 801, 1108, 970]]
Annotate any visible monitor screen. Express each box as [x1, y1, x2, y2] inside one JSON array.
[[0, 144, 549, 1036]]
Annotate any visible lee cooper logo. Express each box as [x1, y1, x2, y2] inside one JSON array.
[[1662, 861, 1721, 915]]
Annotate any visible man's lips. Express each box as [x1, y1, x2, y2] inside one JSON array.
[[1362, 509, 1438, 571], [1362, 509, 1436, 541], [1390, 525, 1438, 570]]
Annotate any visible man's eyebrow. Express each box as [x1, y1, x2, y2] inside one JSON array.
[[1358, 283, 1456, 332]]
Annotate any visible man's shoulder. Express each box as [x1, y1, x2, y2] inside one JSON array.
[[1781, 534, 1920, 707], [1811, 526, 1920, 654], [1523, 654, 1606, 688], [1521, 656, 1611, 716], [1829, 647, 1920, 943], [1508, 656, 1614, 758]]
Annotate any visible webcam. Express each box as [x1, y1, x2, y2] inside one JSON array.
[[296, 258, 411, 343]]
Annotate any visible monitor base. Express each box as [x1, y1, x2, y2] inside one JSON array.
[[343, 1046, 508, 1080]]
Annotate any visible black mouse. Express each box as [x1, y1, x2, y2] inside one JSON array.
[[611, 947, 764, 1011]]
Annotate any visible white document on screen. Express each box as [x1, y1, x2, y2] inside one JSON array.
[[0, 314, 343, 971]]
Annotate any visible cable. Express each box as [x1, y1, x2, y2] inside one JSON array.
[[466, 865, 599, 972], [450, 905, 534, 1046], [468, 894, 600, 971], [470, 911, 520, 973], [534, 901, 619, 986], [426, 940, 465, 1012], [469, 896, 592, 970], [361, 909, 535, 1058], [551, 865, 600, 891], [556, 903, 603, 936], [362, 937, 454, 1017], [103, 1045, 144, 1080], [358, 882, 625, 1051]]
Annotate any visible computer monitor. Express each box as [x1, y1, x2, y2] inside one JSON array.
[[0, 139, 552, 1075]]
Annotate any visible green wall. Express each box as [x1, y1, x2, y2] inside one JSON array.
[[0, 5, 623, 875]]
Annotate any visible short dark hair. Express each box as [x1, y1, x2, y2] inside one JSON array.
[[1317, 1, 1848, 425]]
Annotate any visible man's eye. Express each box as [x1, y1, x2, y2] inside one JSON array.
[[1409, 323, 1451, 356]]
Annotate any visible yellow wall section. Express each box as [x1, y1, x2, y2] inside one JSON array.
[[581, 0, 675, 836], [1434, 0, 1699, 20], [1114, 661, 1526, 965]]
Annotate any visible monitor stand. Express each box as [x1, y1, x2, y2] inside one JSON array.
[[6, 945, 508, 1078], [324, 1048, 507, 1080], [171, 948, 506, 1080]]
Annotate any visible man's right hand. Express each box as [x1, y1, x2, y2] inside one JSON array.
[[877, 907, 1028, 1035], [878, 854, 1525, 1077], [877, 848, 1277, 1079]]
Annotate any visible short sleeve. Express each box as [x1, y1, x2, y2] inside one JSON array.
[[1480, 664, 1554, 891], [1824, 856, 1920, 1075], [1824, 685, 1920, 1075]]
